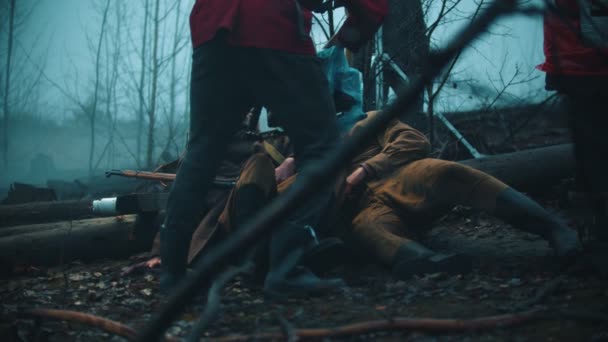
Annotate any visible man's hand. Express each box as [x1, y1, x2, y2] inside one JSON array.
[[344, 166, 368, 196], [145, 257, 161, 268], [275, 157, 296, 184]]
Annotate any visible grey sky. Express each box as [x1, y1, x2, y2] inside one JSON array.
[[15, 0, 549, 118], [24, 0, 93, 116]]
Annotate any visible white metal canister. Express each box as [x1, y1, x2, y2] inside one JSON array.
[[92, 197, 118, 215]]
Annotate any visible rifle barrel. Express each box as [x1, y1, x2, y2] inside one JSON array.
[[106, 170, 236, 188]]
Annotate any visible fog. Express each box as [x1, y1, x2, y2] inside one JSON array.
[[0, 0, 551, 196]]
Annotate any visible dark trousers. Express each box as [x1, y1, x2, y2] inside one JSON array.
[[549, 74, 608, 240], [161, 36, 339, 272]]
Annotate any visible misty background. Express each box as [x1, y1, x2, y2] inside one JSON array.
[[0, 0, 550, 192]]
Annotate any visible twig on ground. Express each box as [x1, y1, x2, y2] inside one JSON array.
[[21, 308, 178, 342], [213, 309, 608, 341], [23, 308, 137, 340], [185, 261, 254, 342], [276, 313, 299, 342]]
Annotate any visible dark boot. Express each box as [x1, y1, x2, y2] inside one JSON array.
[[233, 184, 269, 267], [234, 185, 268, 228], [301, 237, 346, 274], [249, 234, 346, 280], [391, 241, 473, 280], [159, 224, 191, 294], [494, 187, 581, 256], [263, 223, 345, 298]]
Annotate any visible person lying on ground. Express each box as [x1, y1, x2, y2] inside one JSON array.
[[204, 110, 582, 281]]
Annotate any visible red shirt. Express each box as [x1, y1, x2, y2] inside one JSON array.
[[189, 0, 388, 54], [537, 0, 608, 76]]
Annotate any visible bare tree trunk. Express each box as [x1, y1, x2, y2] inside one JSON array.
[[146, 0, 161, 168], [328, 7, 335, 36], [163, 0, 189, 158], [88, 0, 111, 176], [352, 39, 376, 111], [164, 0, 184, 157], [382, 0, 429, 113], [2, 0, 16, 170], [94, 2, 124, 169], [137, 0, 150, 168]]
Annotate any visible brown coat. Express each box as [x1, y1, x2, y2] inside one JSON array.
[[148, 131, 290, 264], [175, 111, 508, 266], [341, 112, 507, 264]]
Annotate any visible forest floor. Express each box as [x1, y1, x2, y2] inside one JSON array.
[[2, 200, 607, 342]]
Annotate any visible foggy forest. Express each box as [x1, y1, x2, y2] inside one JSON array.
[[1, 0, 607, 341]]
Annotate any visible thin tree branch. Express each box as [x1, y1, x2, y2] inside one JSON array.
[[214, 310, 608, 341], [313, 14, 330, 41], [21, 308, 178, 342], [186, 262, 254, 342]]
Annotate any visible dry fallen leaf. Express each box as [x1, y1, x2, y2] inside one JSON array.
[[69, 274, 84, 281]]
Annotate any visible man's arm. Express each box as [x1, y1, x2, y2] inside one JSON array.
[[319, 0, 388, 52], [355, 111, 432, 180]]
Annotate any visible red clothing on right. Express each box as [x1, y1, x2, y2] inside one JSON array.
[[537, 0, 608, 76], [189, 0, 388, 54]]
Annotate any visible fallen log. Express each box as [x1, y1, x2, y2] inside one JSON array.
[[0, 199, 96, 228], [0, 215, 155, 273], [459, 143, 574, 193], [0, 193, 168, 228]]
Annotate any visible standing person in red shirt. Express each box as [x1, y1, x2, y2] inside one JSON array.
[[538, 0, 608, 243], [160, 0, 388, 295]]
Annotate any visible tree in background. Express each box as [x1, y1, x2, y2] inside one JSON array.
[[125, 0, 191, 168], [1, 0, 45, 171], [95, 1, 127, 171], [86, 0, 111, 175], [327, 0, 532, 149], [2, 0, 16, 170], [145, 0, 161, 168], [382, 0, 430, 111], [136, 0, 151, 167], [163, 0, 190, 163]]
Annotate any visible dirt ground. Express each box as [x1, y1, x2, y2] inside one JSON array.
[[1, 204, 607, 341]]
